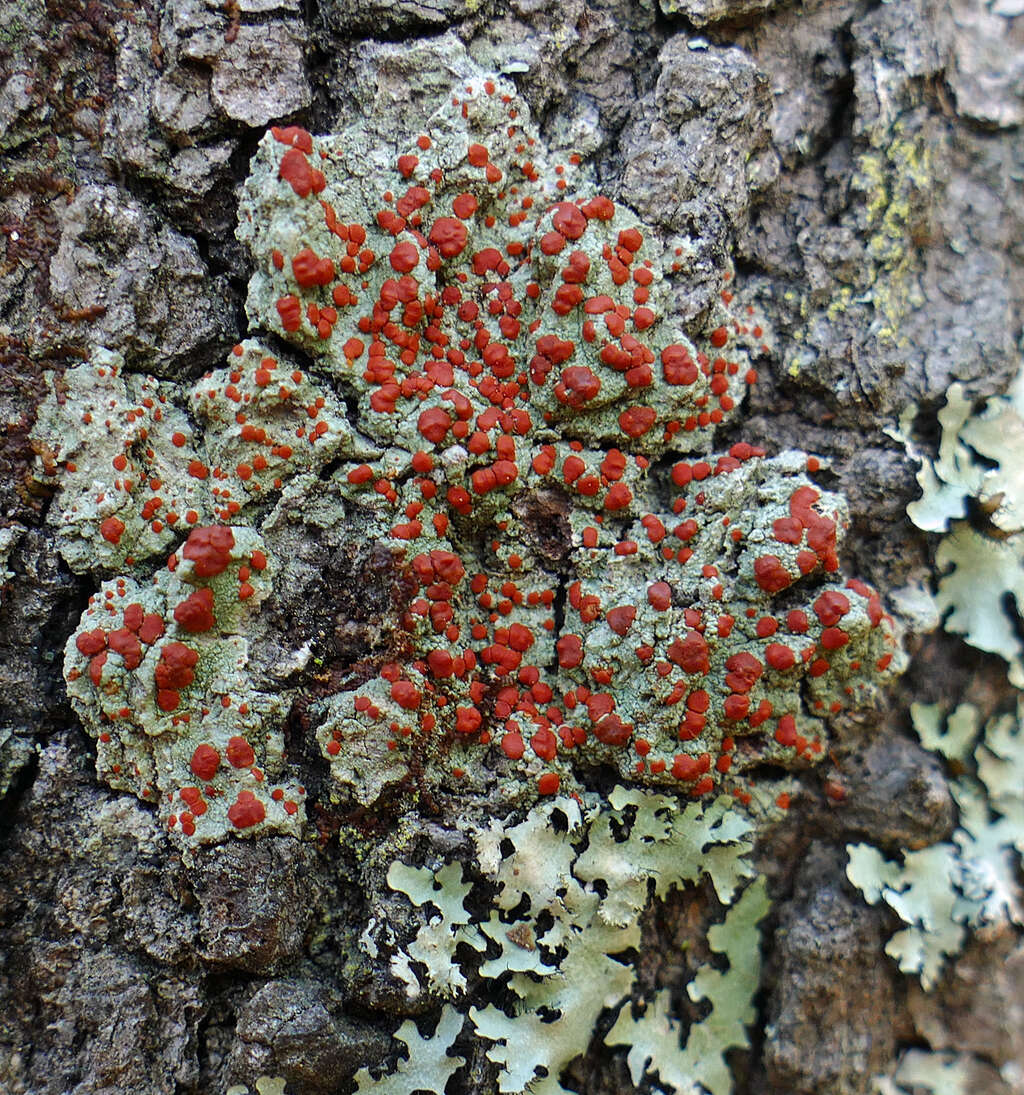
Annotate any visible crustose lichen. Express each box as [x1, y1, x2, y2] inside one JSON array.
[[38, 71, 904, 844], [237, 74, 902, 809]]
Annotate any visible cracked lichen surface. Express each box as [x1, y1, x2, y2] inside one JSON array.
[[42, 71, 903, 840], [238, 74, 902, 806]]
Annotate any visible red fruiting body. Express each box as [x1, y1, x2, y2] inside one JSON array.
[[190, 744, 220, 781], [173, 587, 216, 633], [765, 643, 796, 671], [723, 652, 763, 693], [606, 606, 636, 636], [279, 148, 322, 197], [182, 526, 235, 577], [593, 713, 632, 746], [821, 627, 850, 650], [672, 753, 709, 781], [537, 772, 561, 795], [501, 732, 525, 759], [619, 406, 656, 438], [100, 516, 125, 545], [774, 715, 798, 747], [89, 652, 107, 686], [76, 629, 107, 656], [418, 407, 452, 443], [814, 591, 850, 626], [552, 202, 586, 239], [754, 555, 792, 593], [647, 582, 672, 611], [531, 728, 558, 760], [123, 603, 145, 632], [429, 217, 469, 258], [557, 366, 601, 407], [455, 706, 482, 734], [156, 642, 199, 692], [107, 628, 142, 670], [228, 791, 266, 829], [157, 689, 180, 712], [292, 248, 335, 288], [392, 680, 421, 709], [667, 632, 709, 675], [226, 736, 256, 768], [138, 614, 165, 644], [277, 295, 302, 331], [556, 634, 584, 669], [271, 125, 313, 152]]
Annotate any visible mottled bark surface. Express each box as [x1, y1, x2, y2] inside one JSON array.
[[1, 1, 1022, 1093]]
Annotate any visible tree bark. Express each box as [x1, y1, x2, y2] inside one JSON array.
[[1, 1, 1022, 1093]]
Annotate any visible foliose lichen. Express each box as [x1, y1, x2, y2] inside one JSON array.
[[226, 1078, 291, 1095], [874, 1049, 972, 1095], [847, 697, 1024, 990], [898, 365, 1024, 682], [844, 367, 1024, 1086], [359, 788, 767, 1095]]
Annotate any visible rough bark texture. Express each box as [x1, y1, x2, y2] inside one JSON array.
[[1, 1, 1022, 1094]]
